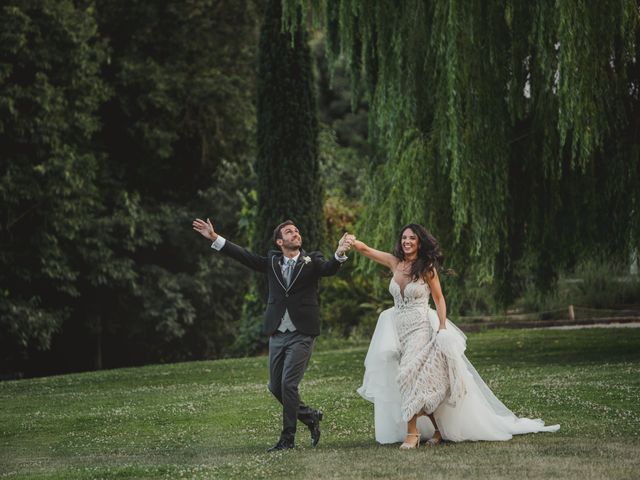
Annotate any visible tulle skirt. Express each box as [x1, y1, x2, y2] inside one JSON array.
[[357, 307, 560, 443]]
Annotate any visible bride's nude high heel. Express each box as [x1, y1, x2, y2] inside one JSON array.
[[399, 433, 421, 450]]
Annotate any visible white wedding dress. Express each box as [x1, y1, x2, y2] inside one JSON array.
[[357, 278, 560, 443]]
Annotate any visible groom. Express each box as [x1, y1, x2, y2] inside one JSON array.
[[192, 217, 353, 451]]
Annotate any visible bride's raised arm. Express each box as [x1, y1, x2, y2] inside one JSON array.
[[351, 238, 399, 270]]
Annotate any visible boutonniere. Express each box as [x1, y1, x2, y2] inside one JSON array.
[[303, 256, 311, 264]]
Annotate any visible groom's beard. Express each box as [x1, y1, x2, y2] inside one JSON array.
[[281, 238, 302, 251]]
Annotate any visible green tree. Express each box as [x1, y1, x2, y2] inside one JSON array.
[[0, 0, 260, 375], [285, 0, 640, 312], [234, 0, 324, 354], [0, 0, 110, 373], [92, 0, 259, 365]]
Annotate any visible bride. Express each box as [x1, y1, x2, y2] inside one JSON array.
[[349, 224, 559, 448]]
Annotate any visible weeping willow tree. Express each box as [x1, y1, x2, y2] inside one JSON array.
[[284, 0, 640, 310]]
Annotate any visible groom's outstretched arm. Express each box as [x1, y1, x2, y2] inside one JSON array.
[[193, 217, 268, 273]]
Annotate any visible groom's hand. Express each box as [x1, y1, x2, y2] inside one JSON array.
[[192, 217, 218, 242], [336, 232, 356, 256], [336, 232, 349, 256]]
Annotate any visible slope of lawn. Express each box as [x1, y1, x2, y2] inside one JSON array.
[[1, 327, 639, 479]]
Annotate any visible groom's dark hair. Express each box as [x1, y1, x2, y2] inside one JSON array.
[[273, 220, 296, 246]]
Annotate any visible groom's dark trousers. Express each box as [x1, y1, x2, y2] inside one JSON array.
[[268, 331, 316, 437], [213, 239, 342, 442]]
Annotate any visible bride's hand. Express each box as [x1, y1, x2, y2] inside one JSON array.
[[351, 239, 365, 251], [345, 234, 356, 247]]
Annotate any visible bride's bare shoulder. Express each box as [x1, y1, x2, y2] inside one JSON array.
[[389, 256, 402, 269]]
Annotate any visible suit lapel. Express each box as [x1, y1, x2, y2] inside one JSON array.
[[271, 254, 287, 292]]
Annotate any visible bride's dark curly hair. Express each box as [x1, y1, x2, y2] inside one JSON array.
[[393, 224, 452, 281]]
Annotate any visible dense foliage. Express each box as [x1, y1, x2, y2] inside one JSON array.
[[2, 0, 638, 375], [0, 0, 259, 375], [253, 1, 324, 253], [285, 0, 640, 311], [233, 0, 326, 354], [0, 0, 110, 373]]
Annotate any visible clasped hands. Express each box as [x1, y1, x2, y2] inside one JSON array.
[[337, 233, 357, 256]]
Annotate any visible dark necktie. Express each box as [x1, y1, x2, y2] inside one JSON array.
[[284, 258, 296, 287]]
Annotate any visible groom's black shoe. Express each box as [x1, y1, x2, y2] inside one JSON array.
[[267, 437, 295, 452], [308, 409, 323, 447]]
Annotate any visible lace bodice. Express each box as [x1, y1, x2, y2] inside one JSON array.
[[389, 278, 430, 310]]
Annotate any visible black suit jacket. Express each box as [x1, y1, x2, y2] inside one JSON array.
[[218, 240, 342, 336]]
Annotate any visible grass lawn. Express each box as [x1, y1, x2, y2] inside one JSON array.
[[1, 328, 639, 479]]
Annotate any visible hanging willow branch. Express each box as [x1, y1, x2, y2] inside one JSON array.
[[283, 0, 640, 304]]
